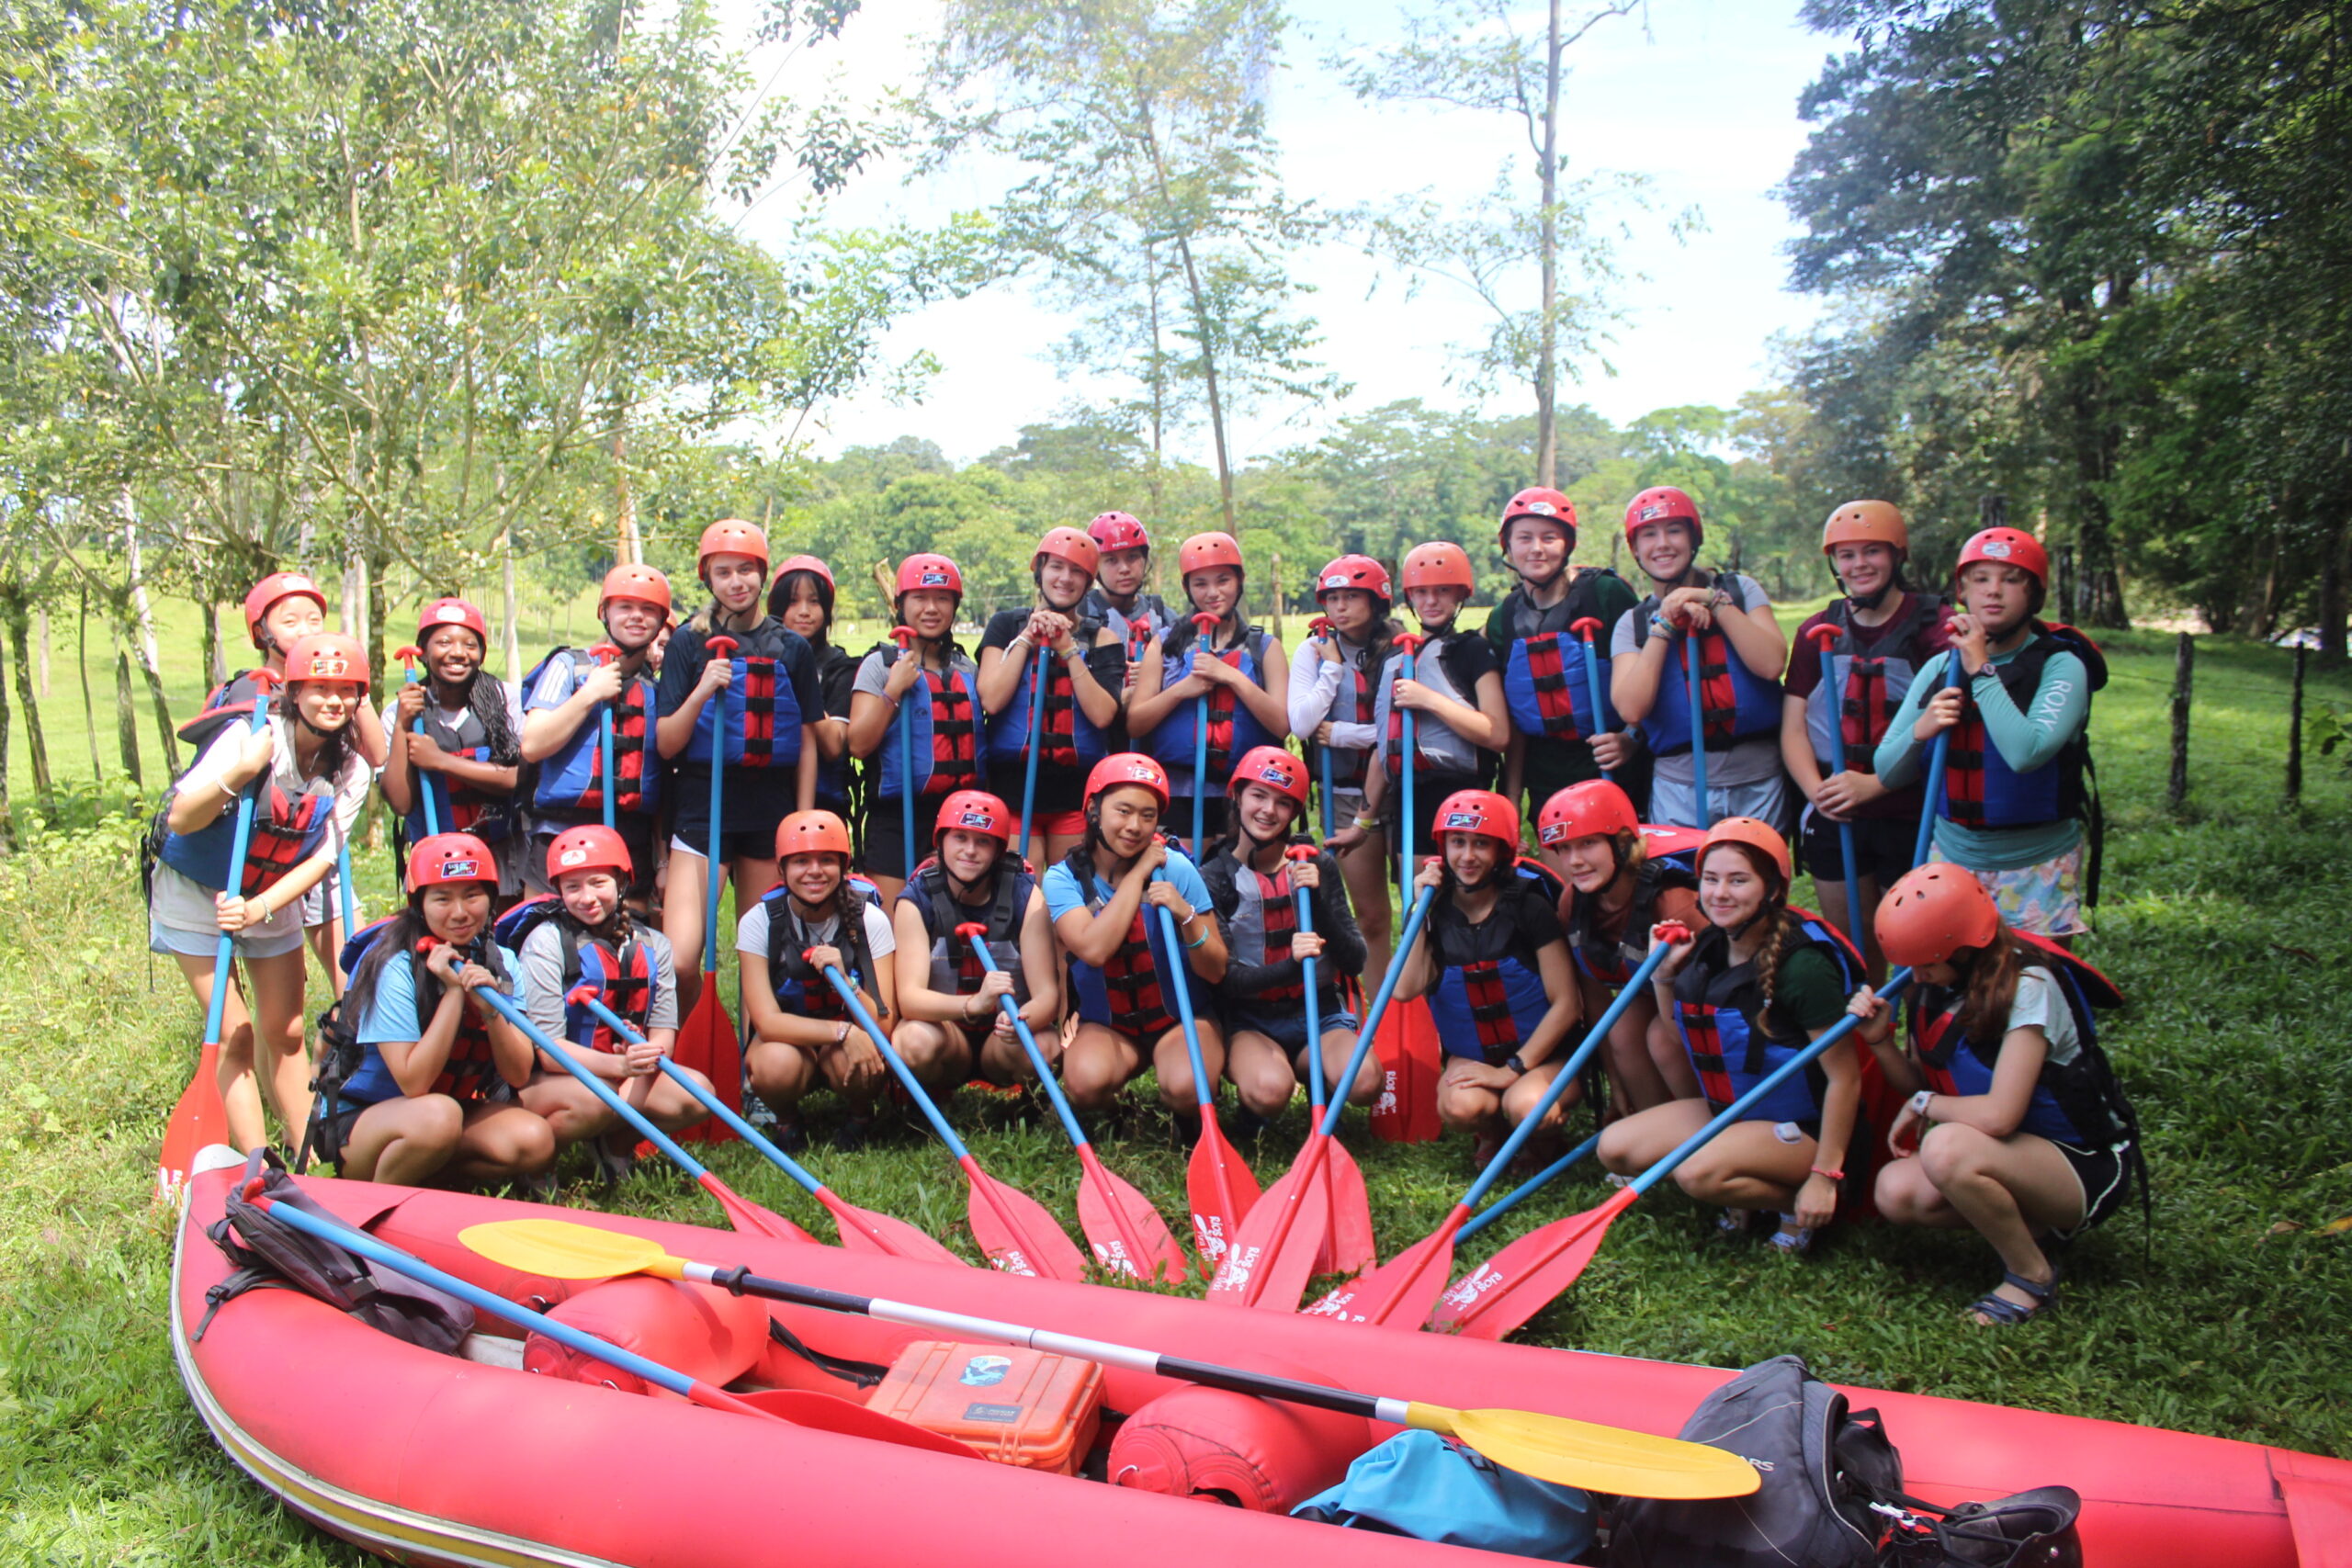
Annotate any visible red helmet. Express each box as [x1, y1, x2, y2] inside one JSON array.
[[934, 788, 1013, 848], [1433, 788, 1520, 850], [598, 563, 673, 615], [696, 519, 771, 578], [1954, 526, 2049, 590], [1699, 816, 1792, 883], [1498, 487, 1577, 548], [279, 633, 370, 692], [1088, 512, 1151, 553], [1314, 554, 1393, 604], [776, 554, 834, 590], [895, 553, 964, 600], [1033, 526, 1100, 581], [243, 572, 327, 649], [1623, 485, 1703, 547], [1820, 500, 1908, 558], [1085, 752, 1170, 811], [1177, 532, 1245, 581], [1228, 745, 1308, 811], [1536, 780, 1638, 848], [546, 824, 634, 883], [775, 810, 853, 862], [1874, 863, 2001, 967], [1400, 541, 1476, 593], [407, 832, 497, 893], [416, 597, 489, 649]]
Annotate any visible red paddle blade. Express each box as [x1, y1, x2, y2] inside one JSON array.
[[672, 980, 740, 1145], [1184, 1114, 1261, 1270], [1369, 998, 1443, 1144], [1203, 1140, 1326, 1309], [1301, 1210, 1464, 1327], [695, 1172, 820, 1246], [962, 1163, 1090, 1280], [1075, 1155, 1189, 1283], [821, 1192, 968, 1267], [1427, 1188, 1635, 1340], [733, 1389, 978, 1459], [156, 1040, 228, 1208], [1322, 1137, 1378, 1278]]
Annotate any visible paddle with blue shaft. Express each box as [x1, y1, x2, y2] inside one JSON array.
[[1267, 842, 1375, 1278], [235, 1194, 973, 1456], [810, 956, 1089, 1280], [1913, 649, 1962, 870], [1302, 925, 1690, 1327], [468, 977, 814, 1244], [1681, 615, 1712, 828], [1374, 631, 1444, 1146], [1569, 615, 1615, 784], [1152, 860, 1261, 1269], [462, 1215, 1763, 1501], [1205, 877, 1441, 1309], [1393, 632, 1424, 906], [956, 926, 1187, 1282], [1430, 967, 1917, 1340], [890, 625, 921, 879], [1017, 631, 1049, 863], [1308, 615, 1338, 838], [590, 640, 622, 832], [565, 985, 963, 1266], [393, 645, 442, 836], [157, 671, 281, 1208], [1805, 623, 1867, 953], [1455, 1131, 1603, 1245], [673, 633, 741, 1142], [1187, 610, 1219, 852]]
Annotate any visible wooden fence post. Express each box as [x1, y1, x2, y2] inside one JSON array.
[[2167, 630, 2193, 814], [2287, 643, 2307, 806]]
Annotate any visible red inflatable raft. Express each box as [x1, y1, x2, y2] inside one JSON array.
[[172, 1160, 2352, 1568]]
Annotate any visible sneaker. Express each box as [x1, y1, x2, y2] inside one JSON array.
[[589, 1138, 637, 1190], [1768, 1216, 1816, 1255], [831, 1116, 876, 1154]]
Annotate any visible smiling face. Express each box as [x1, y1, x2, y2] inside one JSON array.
[[1830, 541, 1898, 601], [1630, 520, 1695, 584], [1504, 517, 1573, 582], [1697, 844, 1773, 931], [556, 868, 623, 928], [1957, 561, 2037, 636], [422, 625, 483, 686], [259, 595, 324, 654], [1183, 565, 1242, 620], [1317, 587, 1379, 637], [899, 589, 957, 640], [1443, 829, 1505, 886], [1232, 779, 1300, 843], [420, 883, 492, 946], [1556, 832, 1621, 896], [1407, 582, 1467, 629], [289, 679, 363, 734], [604, 595, 666, 651], [937, 828, 1001, 885], [1037, 554, 1093, 611], [783, 850, 844, 907], [776, 579, 828, 642], [704, 553, 766, 615], [1095, 784, 1162, 859], [1097, 546, 1150, 600]]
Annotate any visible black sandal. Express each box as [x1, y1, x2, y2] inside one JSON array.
[[1968, 1265, 2060, 1325]]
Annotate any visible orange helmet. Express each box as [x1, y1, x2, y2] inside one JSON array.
[[279, 633, 370, 692], [775, 810, 853, 862], [1699, 816, 1792, 883], [1955, 526, 2048, 590], [243, 572, 327, 649], [896, 553, 964, 600], [1033, 526, 1100, 581], [1874, 863, 2000, 967], [1177, 532, 1246, 581], [1433, 788, 1520, 850], [598, 563, 673, 615], [1088, 512, 1150, 553], [1228, 745, 1308, 811], [417, 597, 489, 649], [1315, 554, 1393, 604], [934, 789, 1013, 848], [1498, 487, 1577, 549], [546, 824, 634, 883], [1623, 485, 1702, 547], [1085, 752, 1170, 812], [1536, 780, 1638, 848], [1400, 541, 1476, 593], [696, 519, 771, 579], [1820, 499, 1908, 558], [407, 832, 497, 892], [776, 554, 834, 590]]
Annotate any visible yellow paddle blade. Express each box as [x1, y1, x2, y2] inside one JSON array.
[[459, 1218, 682, 1280], [1411, 1403, 1760, 1501]]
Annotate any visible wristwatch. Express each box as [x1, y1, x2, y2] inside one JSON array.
[[1907, 1089, 1935, 1120], [1504, 1055, 1529, 1077]]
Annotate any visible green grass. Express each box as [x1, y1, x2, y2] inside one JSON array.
[[3, 612, 2350, 1563]]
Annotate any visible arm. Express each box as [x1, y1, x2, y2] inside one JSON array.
[[1870, 671, 1942, 786], [164, 727, 268, 834], [1781, 694, 1831, 805], [975, 627, 1032, 714], [1286, 644, 1341, 738], [1501, 731, 1526, 813], [349, 701, 390, 769], [379, 696, 419, 815], [1792, 1031, 1861, 1229], [1392, 861, 1444, 1000], [1014, 890, 1062, 1035], [847, 650, 924, 757], [796, 726, 818, 811], [1122, 641, 1196, 736], [655, 643, 727, 759], [1510, 940, 1586, 1066], [1069, 626, 1124, 728], [1313, 854, 1368, 978], [380, 984, 469, 1099], [1052, 860, 1153, 969], [1610, 615, 1674, 723], [891, 900, 976, 1026], [518, 654, 614, 762], [519, 934, 627, 1081], [1713, 581, 1787, 680]]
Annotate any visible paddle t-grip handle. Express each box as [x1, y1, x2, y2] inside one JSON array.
[[1309, 615, 1334, 639], [590, 641, 622, 663], [393, 644, 423, 671], [1569, 616, 1604, 642]]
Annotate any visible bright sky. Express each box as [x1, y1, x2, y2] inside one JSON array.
[[733, 0, 1842, 467]]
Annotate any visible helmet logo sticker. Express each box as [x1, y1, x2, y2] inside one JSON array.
[[434, 605, 469, 623], [1539, 824, 1566, 844], [438, 858, 480, 879], [1257, 764, 1295, 786], [1637, 503, 1669, 522], [308, 655, 349, 677], [919, 570, 951, 586], [558, 848, 587, 867], [1442, 810, 1483, 829], [1981, 539, 2013, 558], [1322, 573, 1347, 589], [1523, 501, 1556, 515], [958, 811, 991, 829]]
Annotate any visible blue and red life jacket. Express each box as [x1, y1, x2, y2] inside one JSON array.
[[1426, 860, 1568, 1066], [681, 621, 808, 771], [1503, 632, 1619, 744], [1309, 640, 1377, 791], [522, 648, 661, 818], [1939, 623, 2106, 831], [1912, 933, 2131, 1149], [334, 925, 512, 1105], [1671, 909, 1864, 1123], [873, 657, 985, 800], [757, 877, 887, 1021], [984, 621, 1113, 775], [1146, 627, 1277, 792], [401, 694, 514, 844], [492, 896, 658, 1055], [1084, 590, 1174, 664], [899, 858, 1036, 1004], [1802, 594, 1947, 770], [1564, 833, 1702, 987], [1631, 589, 1783, 756], [1065, 854, 1215, 1039], [157, 757, 338, 899], [1374, 632, 1487, 777]]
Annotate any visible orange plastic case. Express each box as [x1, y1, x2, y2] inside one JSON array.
[[865, 1339, 1104, 1473]]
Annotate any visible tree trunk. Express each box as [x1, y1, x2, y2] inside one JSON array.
[[1170, 231, 1237, 532], [4, 595, 56, 814], [78, 588, 102, 781], [2318, 499, 2348, 669], [36, 606, 50, 698], [121, 489, 160, 670], [114, 646, 143, 788], [2063, 366, 2128, 628], [1535, 0, 1562, 489], [368, 536, 392, 708], [501, 527, 523, 685], [0, 627, 13, 849], [199, 598, 223, 691], [613, 411, 641, 566]]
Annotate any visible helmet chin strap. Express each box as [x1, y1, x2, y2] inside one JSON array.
[[1846, 579, 1895, 611]]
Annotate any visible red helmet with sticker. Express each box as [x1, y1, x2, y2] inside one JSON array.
[[407, 832, 497, 893], [1498, 487, 1578, 549], [546, 824, 634, 884], [1033, 526, 1101, 581], [776, 554, 834, 590], [1954, 525, 2049, 589], [775, 810, 853, 862], [1085, 752, 1170, 812], [1623, 485, 1703, 547], [1874, 863, 2001, 967], [279, 633, 370, 692], [416, 597, 490, 649], [1433, 788, 1521, 850], [1314, 554, 1393, 604], [1400, 541, 1476, 593], [598, 563, 673, 616], [1088, 512, 1151, 554], [895, 553, 964, 600], [934, 788, 1013, 848], [1228, 745, 1308, 811], [1699, 815, 1792, 883], [243, 572, 327, 649], [1177, 532, 1246, 581], [1536, 780, 1639, 848], [696, 519, 771, 578]]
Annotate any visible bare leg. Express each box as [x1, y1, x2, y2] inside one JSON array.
[[1500, 1058, 1578, 1134], [1317, 1027, 1380, 1105], [339, 1095, 465, 1185], [891, 1019, 975, 1093], [1337, 829, 1393, 981], [518, 1072, 617, 1148], [663, 849, 711, 1015], [174, 951, 264, 1152], [1151, 1021, 1227, 1118], [1437, 1055, 1506, 1139], [448, 1102, 559, 1185], [1673, 1120, 1814, 1213], [1917, 1124, 2086, 1319], [1598, 1098, 1711, 1177], [243, 949, 314, 1144], [1062, 1022, 1144, 1115], [1222, 1028, 1297, 1119], [746, 1038, 818, 1120]]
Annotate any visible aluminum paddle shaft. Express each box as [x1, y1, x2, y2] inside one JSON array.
[[1914, 649, 1961, 870], [1569, 616, 1614, 784]]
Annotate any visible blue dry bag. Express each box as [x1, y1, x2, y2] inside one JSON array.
[[1291, 1429, 1595, 1561]]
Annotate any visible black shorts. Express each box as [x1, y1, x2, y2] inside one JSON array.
[[2047, 1137, 2133, 1240], [670, 828, 778, 866], [863, 791, 953, 880], [1798, 809, 1919, 886]]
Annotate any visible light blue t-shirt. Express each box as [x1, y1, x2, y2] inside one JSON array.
[[1043, 851, 1213, 929], [336, 943, 531, 1107]]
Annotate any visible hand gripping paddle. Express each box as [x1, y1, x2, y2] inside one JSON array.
[[566, 985, 961, 1266], [1307, 616, 1339, 839], [1805, 623, 1866, 953], [674, 632, 741, 1143], [891, 626, 919, 880], [1568, 615, 1614, 784], [589, 640, 623, 832], [1430, 968, 1916, 1339], [393, 646, 442, 836], [1188, 611, 1219, 852], [810, 957, 1088, 1280], [957, 926, 1187, 1282], [460, 1215, 1762, 1501]]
